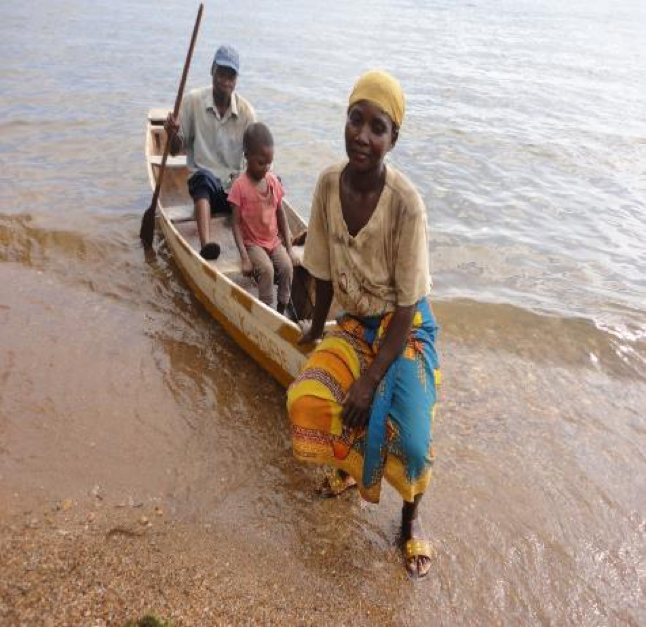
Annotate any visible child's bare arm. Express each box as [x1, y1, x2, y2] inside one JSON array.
[[276, 201, 292, 253], [231, 203, 253, 275], [277, 201, 300, 266]]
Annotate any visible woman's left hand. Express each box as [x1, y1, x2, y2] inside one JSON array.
[[342, 374, 379, 430]]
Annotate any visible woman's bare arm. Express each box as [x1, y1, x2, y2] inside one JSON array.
[[298, 278, 333, 344]]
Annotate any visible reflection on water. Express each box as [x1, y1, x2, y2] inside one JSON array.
[[1, 0, 645, 623]]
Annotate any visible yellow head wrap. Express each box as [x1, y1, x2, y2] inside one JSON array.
[[348, 69, 405, 129]]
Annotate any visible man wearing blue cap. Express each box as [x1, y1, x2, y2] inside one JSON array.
[[165, 45, 256, 259]]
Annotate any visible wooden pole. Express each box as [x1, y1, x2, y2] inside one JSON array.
[[140, 3, 204, 248]]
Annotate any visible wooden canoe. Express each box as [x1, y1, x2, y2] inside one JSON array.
[[145, 108, 324, 388]]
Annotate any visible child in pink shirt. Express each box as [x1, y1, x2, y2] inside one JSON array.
[[228, 122, 299, 313]]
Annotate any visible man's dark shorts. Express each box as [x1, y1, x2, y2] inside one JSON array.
[[187, 168, 231, 214]]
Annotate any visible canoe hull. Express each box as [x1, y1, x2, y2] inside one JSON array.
[[158, 214, 308, 387]]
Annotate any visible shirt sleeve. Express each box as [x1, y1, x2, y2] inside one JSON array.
[[178, 93, 194, 147], [238, 102, 256, 172], [246, 102, 257, 125], [227, 177, 243, 208], [394, 194, 431, 306], [303, 173, 332, 281]]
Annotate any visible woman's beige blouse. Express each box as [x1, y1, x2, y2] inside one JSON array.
[[303, 162, 431, 317]]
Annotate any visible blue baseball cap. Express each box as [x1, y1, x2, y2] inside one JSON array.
[[213, 45, 240, 74]]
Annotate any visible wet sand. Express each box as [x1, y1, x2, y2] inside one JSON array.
[[1, 257, 644, 625]]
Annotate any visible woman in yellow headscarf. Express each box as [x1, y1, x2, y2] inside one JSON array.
[[287, 70, 440, 577]]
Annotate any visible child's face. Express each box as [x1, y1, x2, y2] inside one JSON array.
[[246, 144, 274, 181], [345, 101, 398, 173]]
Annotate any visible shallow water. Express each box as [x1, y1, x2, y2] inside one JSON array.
[[1, 0, 645, 624]]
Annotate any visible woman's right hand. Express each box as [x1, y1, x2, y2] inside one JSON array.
[[297, 324, 323, 346]]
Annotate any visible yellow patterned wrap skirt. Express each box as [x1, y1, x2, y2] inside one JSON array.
[[287, 297, 440, 504]]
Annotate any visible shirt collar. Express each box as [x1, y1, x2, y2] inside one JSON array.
[[206, 90, 238, 120]]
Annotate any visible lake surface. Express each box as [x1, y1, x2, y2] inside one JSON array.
[[1, 0, 645, 624]]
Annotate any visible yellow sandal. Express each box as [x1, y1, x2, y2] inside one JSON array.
[[319, 468, 357, 497], [403, 538, 434, 578]]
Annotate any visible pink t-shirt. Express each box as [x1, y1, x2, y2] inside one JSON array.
[[228, 172, 284, 250]]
